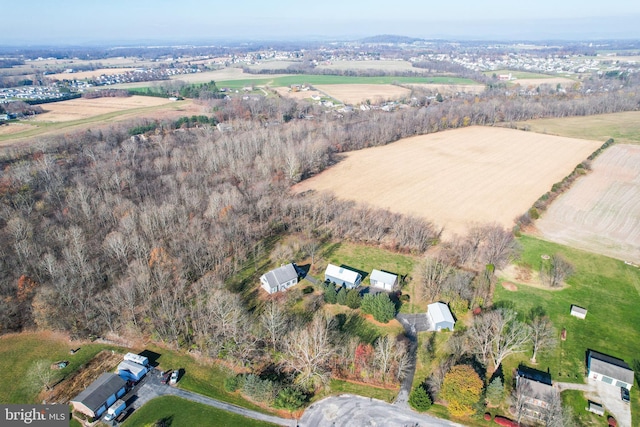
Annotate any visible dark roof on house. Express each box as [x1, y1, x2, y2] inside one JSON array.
[[262, 263, 297, 289], [71, 373, 126, 412], [517, 374, 554, 401], [589, 351, 635, 384]]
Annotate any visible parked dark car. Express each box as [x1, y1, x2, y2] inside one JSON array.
[[621, 387, 630, 403], [161, 370, 172, 384]]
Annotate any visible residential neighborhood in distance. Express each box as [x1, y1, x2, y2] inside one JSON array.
[[1, 2, 639, 427]]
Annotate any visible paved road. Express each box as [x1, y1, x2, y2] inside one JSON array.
[[300, 395, 464, 427], [126, 368, 295, 426]]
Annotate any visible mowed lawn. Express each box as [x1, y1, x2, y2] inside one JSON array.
[[515, 111, 640, 145], [0, 332, 120, 403], [122, 396, 279, 427], [294, 126, 601, 237], [495, 235, 640, 381]]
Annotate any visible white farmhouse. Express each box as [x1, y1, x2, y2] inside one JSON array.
[[325, 264, 362, 289]]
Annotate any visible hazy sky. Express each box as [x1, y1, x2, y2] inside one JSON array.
[[4, 0, 640, 44]]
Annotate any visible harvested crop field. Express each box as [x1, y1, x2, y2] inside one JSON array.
[[35, 96, 174, 122], [536, 144, 640, 264], [314, 84, 411, 104], [293, 126, 601, 237]]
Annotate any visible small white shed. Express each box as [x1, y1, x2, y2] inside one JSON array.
[[570, 305, 587, 319]]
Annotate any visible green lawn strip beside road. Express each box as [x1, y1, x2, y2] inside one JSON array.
[[144, 343, 274, 415], [324, 379, 397, 403], [216, 75, 477, 89], [495, 235, 640, 424], [0, 101, 191, 144], [0, 333, 120, 403], [122, 396, 279, 427]]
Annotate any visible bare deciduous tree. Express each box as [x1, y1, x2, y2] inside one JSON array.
[[416, 256, 452, 301], [530, 316, 557, 364], [467, 309, 532, 371], [260, 299, 288, 351], [540, 254, 574, 288], [283, 313, 335, 389]]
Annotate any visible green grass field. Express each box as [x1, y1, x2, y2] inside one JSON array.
[[215, 75, 477, 89], [495, 235, 640, 381], [143, 343, 274, 415], [495, 235, 640, 423], [515, 111, 640, 145], [122, 396, 279, 427], [0, 332, 120, 403], [318, 241, 418, 285]]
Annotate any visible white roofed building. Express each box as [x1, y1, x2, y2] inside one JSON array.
[[369, 269, 398, 291], [325, 264, 362, 289], [427, 302, 455, 332], [260, 263, 298, 294]]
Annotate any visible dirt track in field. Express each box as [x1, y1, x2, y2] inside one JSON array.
[[536, 144, 640, 264], [293, 126, 601, 238]]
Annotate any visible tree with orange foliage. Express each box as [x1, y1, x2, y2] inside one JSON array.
[[440, 364, 484, 417]]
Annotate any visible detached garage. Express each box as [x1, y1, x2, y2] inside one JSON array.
[[70, 373, 127, 419], [427, 302, 455, 332], [369, 269, 398, 291], [588, 350, 634, 389]]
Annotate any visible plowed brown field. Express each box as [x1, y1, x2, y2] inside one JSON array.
[[293, 126, 601, 237], [536, 144, 640, 263]]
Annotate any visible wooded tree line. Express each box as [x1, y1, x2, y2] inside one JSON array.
[[0, 76, 633, 398]]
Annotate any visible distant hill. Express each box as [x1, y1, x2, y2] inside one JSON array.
[[359, 35, 425, 44]]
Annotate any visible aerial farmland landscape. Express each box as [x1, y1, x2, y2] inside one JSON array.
[[1, 1, 640, 427]]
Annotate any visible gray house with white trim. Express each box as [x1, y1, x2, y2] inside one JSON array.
[[369, 269, 398, 291], [325, 264, 362, 289], [260, 263, 298, 294], [588, 350, 634, 389]]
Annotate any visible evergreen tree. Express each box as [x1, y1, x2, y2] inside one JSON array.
[[345, 289, 362, 309], [336, 287, 347, 305]]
